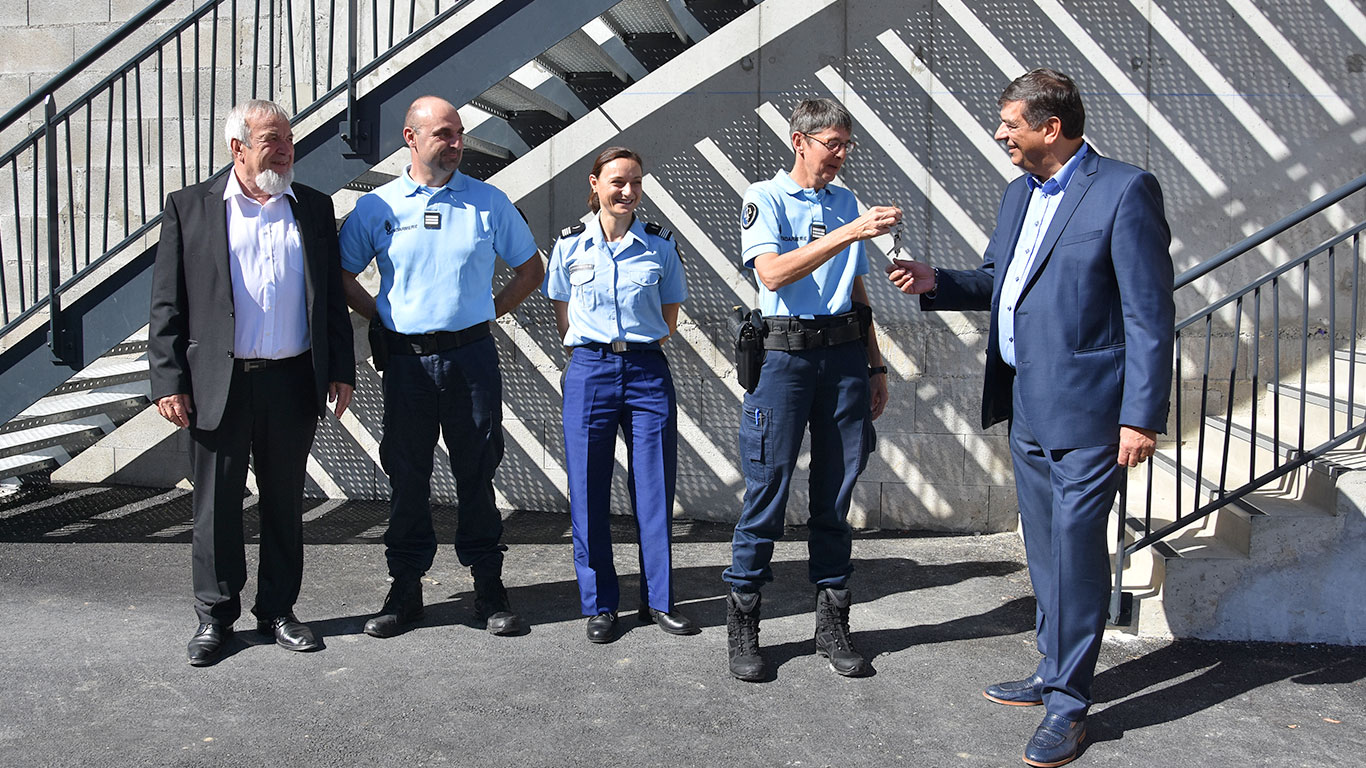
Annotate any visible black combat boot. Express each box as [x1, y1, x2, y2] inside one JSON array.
[[726, 590, 765, 682], [472, 566, 523, 636], [814, 587, 870, 677], [364, 579, 423, 638]]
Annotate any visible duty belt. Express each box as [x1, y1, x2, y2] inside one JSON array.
[[576, 340, 661, 353], [761, 313, 863, 351], [387, 322, 491, 355]]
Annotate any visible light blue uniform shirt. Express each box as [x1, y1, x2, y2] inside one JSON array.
[[543, 216, 687, 346], [740, 171, 867, 317], [998, 143, 1089, 367], [339, 167, 537, 334]]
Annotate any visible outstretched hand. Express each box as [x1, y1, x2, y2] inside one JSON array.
[[885, 258, 936, 295], [846, 205, 902, 241]]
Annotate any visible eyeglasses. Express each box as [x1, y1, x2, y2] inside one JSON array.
[[802, 133, 856, 155]]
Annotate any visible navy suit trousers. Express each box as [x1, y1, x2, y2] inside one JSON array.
[[1010, 385, 1122, 720]]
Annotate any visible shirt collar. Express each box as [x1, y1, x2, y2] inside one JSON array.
[[585, 214, 645, 250], [400, 165, 469, 197], [774, 170, 831, 198], [223, 169, 297, 203], [1028, 143, 1088, 196]]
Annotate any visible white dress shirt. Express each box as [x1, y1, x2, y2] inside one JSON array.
[[223, 172, 310, 360]]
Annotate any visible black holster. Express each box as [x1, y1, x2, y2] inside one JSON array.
[[728, 306, 766, 393], [368, 315, 390, 372], [853, 301, 873, 341]]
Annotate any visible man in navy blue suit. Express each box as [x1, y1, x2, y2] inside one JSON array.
[[888, 68, 1174, 767]]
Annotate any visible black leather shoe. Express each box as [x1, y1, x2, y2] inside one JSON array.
[[586, 612, 618, 643], [472, 571, 524, 636], [364, 579, 424, 638], [1023, 713, 1086, 767], [984, 673, 1045, 706], [187, 623, 232, 666], [638, 606, 700, 636], [256, 613, 322, 652]]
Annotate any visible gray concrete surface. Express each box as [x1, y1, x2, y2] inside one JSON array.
[[0, 490, 1362, 767]]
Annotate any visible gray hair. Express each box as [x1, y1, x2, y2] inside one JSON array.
[[223, 100, 291, 149], [788, 98, 853, 137]]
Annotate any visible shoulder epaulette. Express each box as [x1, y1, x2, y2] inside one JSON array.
[[644, 221, 673, 241], [559, 222, 586, 239]]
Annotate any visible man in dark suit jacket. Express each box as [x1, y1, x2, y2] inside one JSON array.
[[888, 69, 1174, 767], [149, 99, 355, 667]]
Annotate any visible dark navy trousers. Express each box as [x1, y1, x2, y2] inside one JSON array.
[[379, 335, 506, 581], [562, 346, 677, 615], [724, 340, 872, 592], [1010, 385, 1122, 721]]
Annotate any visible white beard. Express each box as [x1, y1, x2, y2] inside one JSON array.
[[255, 168, 293, 196]]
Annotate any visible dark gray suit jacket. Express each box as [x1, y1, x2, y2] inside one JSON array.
[[148, 173, 356, 432]]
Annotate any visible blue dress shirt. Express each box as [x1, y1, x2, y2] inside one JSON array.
[[543, 216, 687, 346], [998, 144, 1089, 367]]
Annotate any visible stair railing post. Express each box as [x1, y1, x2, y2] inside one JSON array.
[[340, 0, 369, 154], [1109, 472, 1128, 625], [43, 96, 76, 368]]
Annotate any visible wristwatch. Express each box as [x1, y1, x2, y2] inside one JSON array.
[[868, 365, 888, 376]]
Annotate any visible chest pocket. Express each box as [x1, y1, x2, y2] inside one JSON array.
[[620, 266, 662, 318], [569, 263, 598, 310], [284, 225, 306, 274]]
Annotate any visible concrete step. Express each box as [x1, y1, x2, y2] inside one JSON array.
[[2, 390, 149, 434], [0, 447, 68, 480], [0, 416, 114, 461], [50, 357, 148, 395], [1112, 372, 1365, 641]]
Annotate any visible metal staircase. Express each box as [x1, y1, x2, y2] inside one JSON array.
[[1110, 173, 1366, 642], [0, 0, 756, 480]]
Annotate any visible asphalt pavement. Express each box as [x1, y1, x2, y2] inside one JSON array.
[[0, 486, 1362, 767]]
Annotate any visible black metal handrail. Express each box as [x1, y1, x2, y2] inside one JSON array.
[[1111, 175, 1366, 622], [0, 1, 175, 135], [0, 0, 483, 355], [1175, 173, 1366, 289]]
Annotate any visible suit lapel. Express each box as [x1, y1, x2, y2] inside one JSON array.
[[202, 174, 232, 289], [1021, 150, 1098, 290], [991, 179, 1031, 306], [286, 190, 318, 334]]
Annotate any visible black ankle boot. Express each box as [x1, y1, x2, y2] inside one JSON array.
[[364, 579, 423, 638], [814, 587, 869, 676], [726, 591, 764, 681], [472, 568, 523, 636]]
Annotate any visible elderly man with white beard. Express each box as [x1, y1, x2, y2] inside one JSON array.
[[150, 99, 356, 666]]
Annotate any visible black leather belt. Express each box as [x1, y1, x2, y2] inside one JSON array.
[[577, 340, 661, 353], [387, 322, 491, 355], [234, 353, 306, 372], [762, 313, 863, 351]]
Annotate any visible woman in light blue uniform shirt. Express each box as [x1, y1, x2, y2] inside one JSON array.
[[543, 147, 696, 644]]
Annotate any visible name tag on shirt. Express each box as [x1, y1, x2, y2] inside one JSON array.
[[810, 222, 827, 240], [424, 211, 441, 229]]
